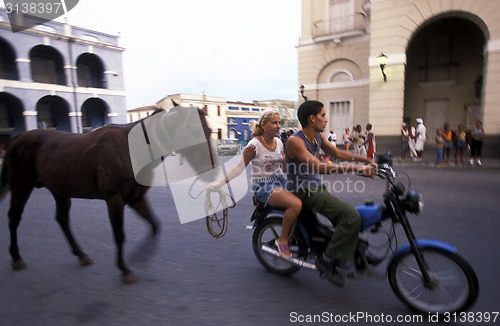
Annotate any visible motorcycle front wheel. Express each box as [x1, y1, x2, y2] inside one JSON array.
[[388, 247, 479, 314], [252, 217, 307, 276]]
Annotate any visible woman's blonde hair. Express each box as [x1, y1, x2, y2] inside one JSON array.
[[252, 110, 280, 137]]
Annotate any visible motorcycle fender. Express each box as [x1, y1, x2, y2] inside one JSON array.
[[252, 214, 311, 247], [252, 210, 284, 227], [394, 238, 457, 256]]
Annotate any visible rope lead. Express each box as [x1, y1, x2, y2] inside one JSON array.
[[189, 179, 235, 239]]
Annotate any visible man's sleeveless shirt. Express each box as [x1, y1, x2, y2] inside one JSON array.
[[285, 130, 323, 192]]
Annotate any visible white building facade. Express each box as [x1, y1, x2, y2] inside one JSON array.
[[0, 8, 126, 145]]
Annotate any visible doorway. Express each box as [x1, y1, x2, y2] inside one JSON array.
[[424, 99, 448, 143]]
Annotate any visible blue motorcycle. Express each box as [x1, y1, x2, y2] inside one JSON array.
[[250, 152, 479, 314]]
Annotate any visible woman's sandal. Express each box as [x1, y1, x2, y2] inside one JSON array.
[[275, 240, 292, 259]]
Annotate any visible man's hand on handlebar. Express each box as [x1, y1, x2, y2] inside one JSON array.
[[357, 164, 377, 178]]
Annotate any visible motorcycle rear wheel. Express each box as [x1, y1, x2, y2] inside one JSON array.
[[388, 247, 479, 314], [252, 217, 307, 276]]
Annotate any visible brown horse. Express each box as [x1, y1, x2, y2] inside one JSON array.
[[0, 106, 215, 283]]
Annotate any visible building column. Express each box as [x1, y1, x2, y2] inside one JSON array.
[[481, 42, 500, 156], [65, 65, 78, 87], [23, 110, 38, 130], [69, 111, 82, 133], [483, 41, 500, 135], [16, 58, 32, 82], [107, 112, 119, 124]]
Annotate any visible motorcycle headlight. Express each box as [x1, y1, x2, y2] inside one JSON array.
[[404, 190, 424, 214]]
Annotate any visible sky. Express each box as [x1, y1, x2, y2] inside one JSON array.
[[55, 0, 302, 110]]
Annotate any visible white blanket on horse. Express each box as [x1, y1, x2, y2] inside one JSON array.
[[128, 106, 248, 224]]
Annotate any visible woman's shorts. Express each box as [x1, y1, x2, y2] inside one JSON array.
[[456, 140, 466, 149], [444, 141, 452, 149], [252, 174, 288, 206]]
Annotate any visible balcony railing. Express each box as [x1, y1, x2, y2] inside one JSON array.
[[312, 13, 367, 40]]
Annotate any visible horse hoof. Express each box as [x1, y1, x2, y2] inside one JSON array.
[[79, 256, 94, 267], [12, 260, 27, 271], [123, 273, 138, 284]]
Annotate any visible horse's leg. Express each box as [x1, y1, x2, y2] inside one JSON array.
[[52, 193, 93, 266], [8, 185, 34, 270], [106, 196, 136, 284], [128, 196, 159, 236]]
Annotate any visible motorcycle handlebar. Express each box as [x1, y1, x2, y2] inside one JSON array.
[[376, 163, 397, 180]]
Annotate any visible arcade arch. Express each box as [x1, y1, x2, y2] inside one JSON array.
[[76, 53, 106, 88], [404, 14, 486, 143], [0, 92, 25, 143], [36, 95, 71, 131], [30, 45, 67, 85], [81, 98, 109, 131], [0, 37, 19, 80]]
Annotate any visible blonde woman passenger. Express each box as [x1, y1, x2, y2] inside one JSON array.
[[211, 110, 301, 258]]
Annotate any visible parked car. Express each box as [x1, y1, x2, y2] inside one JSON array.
[[217, 138, 242, 155]]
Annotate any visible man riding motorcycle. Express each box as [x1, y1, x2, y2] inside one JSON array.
[[285, 100, 376, 286]]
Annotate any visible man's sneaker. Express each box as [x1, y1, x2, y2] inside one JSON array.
[[314, 254, 345, 287]]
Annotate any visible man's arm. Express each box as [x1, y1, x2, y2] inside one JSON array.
[[321, 134, 373, 165], [286, 135, 375, 176]]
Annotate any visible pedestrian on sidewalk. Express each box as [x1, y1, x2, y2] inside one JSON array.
[[442, 122, 453, 164], [400, 122, 410, 160], [455, 124, 467, 165], [343, 128, 351, 151], [364, 123, 376, 159], [435, 128, 445, 168], [415, 118, 427, 161], [469, 120, 485, 166], [352, 125, 367, 158]]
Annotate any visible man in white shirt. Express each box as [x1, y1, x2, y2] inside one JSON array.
[[414, 118, 427, 160]]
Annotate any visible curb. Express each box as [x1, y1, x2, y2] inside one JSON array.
[[393, 161, 500, 169]]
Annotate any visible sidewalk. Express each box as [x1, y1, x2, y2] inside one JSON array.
[[392, 149, 500, 169]]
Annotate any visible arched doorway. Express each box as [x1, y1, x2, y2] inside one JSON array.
[[76, 53, 106, 88], [36, 96, 71, 131], [404, 14, 486, 143], [30, 45, 67, 85], [0, 92, 25, 144], [81, 98, 109, 132], [0, 37, 19, 80]]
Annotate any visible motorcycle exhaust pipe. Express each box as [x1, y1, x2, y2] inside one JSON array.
[[261, 245, 317, 270]]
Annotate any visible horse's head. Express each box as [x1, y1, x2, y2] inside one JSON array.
[[128, 105, 218, 186], [169, 106, 217, 177]]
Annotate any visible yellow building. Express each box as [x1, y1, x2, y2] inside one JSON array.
[[156, 93, 228, 140], [299, 0, 500, 156]]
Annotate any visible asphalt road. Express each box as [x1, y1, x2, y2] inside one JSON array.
[[0, 163, 499, 326]]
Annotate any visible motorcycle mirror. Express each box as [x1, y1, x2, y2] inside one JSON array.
[[376, 151, 393, 165]]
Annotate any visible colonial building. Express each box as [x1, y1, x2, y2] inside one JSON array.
[[0, 8, 126, 144], [299, 0, 500, 155]]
